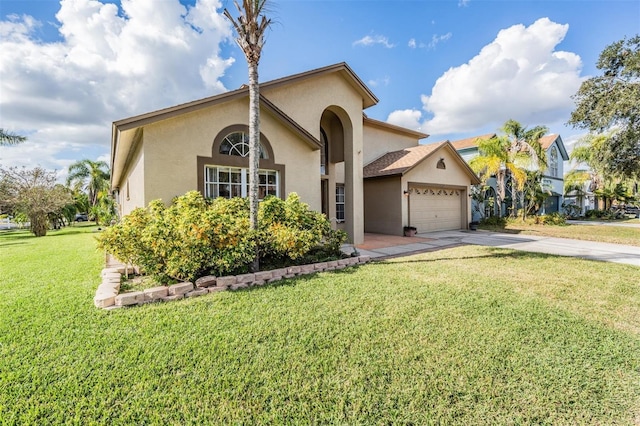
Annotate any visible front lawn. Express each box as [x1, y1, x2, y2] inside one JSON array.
[[1, 226, 639, 424], [480, 220, 640, 247]]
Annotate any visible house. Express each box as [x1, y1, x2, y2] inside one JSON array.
[[110, 63, 480, 244], [451, 133, 569, 219]]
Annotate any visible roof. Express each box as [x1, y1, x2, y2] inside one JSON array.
[[363, 116, 429, 140], [450, 133, 569, 160], [539, 134, 570, 160], [112, 62, 377, 132], [111, 62, 377, 188], [363, 141, 481, 184], [449, 133, 496, 150]]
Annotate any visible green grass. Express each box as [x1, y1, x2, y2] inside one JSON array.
[[481, 220, 640, 247], [1, 226, 640, 424]]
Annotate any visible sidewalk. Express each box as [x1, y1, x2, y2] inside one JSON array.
[[352, 230, 640, 267]]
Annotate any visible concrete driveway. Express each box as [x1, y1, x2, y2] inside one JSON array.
[[355, 230, 640, 267]]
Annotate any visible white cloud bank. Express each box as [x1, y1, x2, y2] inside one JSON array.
[[387, 18, 583, 137], [0, 0, 233, 173]]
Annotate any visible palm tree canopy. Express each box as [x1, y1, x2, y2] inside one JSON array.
[[0, 128, 27, 146], [66, 159, 110, 208], [224, 0, 272, 65]]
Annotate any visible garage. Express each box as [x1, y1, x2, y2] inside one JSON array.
[[408, 185, 463, 232], [363, 141, 480, 236]]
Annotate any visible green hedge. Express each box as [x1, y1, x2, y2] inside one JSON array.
[[97, 191, 346, 283]]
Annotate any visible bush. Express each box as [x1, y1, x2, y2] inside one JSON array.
[[480, 216, 506, 227], [585, 209, 615, 219], [538, 212, 567, 226], [97, 191, 346, 283]]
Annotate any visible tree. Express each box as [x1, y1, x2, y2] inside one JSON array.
[[568, 35, 640, 179], [469, 119, 547, 217], [0, 167, 72, 236], [0, 128, 26, 146], [224, 0, 272, 271], [66, 159, 110, 213]]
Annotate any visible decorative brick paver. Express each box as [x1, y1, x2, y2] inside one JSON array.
[[95, 256, 370, 309]]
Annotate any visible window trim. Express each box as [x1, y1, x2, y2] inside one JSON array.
[[204, 166, 279, 200], [549, 146, 558, 178], [197, 124, 285, 197], [335, 183, 345, 223]]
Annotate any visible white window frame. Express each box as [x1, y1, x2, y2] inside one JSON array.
[[549, 146, 558, 178], [204, 166, 279, 200], [335, 184, 345, 223]]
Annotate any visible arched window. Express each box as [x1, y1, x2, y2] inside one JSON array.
[[484, 187, 496, 217], [197, 126, 283, 201], [549, 146, 558, 177], [219, 132, 267, 159]]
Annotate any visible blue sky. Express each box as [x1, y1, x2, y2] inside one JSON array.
[[1, 0, 639, 179]]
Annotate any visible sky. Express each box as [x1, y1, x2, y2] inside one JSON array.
[[1, 0, 639, 181]]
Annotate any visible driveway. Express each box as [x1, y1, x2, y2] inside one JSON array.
[[355, 230, 640, 267]]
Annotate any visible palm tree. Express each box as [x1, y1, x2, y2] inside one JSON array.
[[66, 159, 110, 212], [470, 119, 548, 217], [567, 133, 610, 210], [224, 0, 272, 232], [224, 0, 272, 272], [0, 128, 26, 146]]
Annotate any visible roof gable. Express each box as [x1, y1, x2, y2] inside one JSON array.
[[364, 141, 481, 184], [539, 134, 569, 160], [113, 62, 377, 131]]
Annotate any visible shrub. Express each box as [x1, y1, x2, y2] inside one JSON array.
[[538, 212, 567, 226], [480, 216, 506, 227], [585, 209, 615, 220], [97, 191, 346, 283], [258, 194, 346, 268]]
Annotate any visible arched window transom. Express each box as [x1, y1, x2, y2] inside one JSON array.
[[219, 132, 267, 159]]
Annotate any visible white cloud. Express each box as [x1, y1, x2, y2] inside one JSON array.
[[458, 0, 470, 7], [0, 0, 234, 172], [368, 76, 390, 87], [416, 18, 583, 136], [353, 34, 395, 48], [387, 109, 423, 132], [428, 32, 452, 49], [408, 38, 416, 49]]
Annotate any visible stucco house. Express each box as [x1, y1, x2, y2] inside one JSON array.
[[110, 63, 480, 244], [451, 133, 569, 219]]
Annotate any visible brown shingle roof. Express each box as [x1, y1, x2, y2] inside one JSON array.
[[363, 142, 445, 178], [538, 134, 559, 150], [449, 133, 496, 150]]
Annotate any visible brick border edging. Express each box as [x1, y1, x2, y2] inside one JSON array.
[[94, 256, 371, 309]]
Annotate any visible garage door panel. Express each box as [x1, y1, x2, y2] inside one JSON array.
[[409, 186, 462, 232]]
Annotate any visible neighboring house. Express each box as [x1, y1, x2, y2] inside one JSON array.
[[110, 63, 479, 244], [450, 133, 569, 219]]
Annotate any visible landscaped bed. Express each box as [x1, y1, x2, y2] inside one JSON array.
[[1, 225, 639, 424]]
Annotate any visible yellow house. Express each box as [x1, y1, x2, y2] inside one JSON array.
[[110, 63, 480, 244]]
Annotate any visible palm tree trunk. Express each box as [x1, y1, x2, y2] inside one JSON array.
[[248, 61, 260, 230], [248, 60, 260, 272]]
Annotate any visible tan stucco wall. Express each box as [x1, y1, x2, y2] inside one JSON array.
[[115, 70, 371, 243], [264, 72, 366, 244], [363, 124, 420, 165], [128, 98, 320, 213], [364, 177, 403, 235], [400, 147, 475, 229], [118, 140, 145, 216]]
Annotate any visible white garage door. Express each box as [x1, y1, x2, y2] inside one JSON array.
[[409, 185, 463, 232]]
